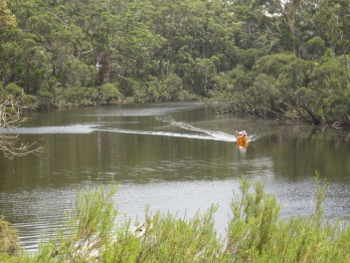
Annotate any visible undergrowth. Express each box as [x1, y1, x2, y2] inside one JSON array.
[[2, 174, 350, 262]]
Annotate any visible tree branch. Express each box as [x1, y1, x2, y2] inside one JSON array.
[[0, 94, 43, 159]]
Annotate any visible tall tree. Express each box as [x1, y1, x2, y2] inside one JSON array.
[[264, 0, 318, 56], [0, 0, 16, 28], [313, 0, 350, 82]]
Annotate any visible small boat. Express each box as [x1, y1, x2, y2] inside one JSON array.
[[236, 130, 249, 147]]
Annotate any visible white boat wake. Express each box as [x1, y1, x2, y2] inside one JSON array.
[[0, 117, 257, 143], [156, 116, 237, 142], [101, 128, 236, 142], [0, 124, 98, 134]]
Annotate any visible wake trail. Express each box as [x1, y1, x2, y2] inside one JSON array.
[[0, 117, 257, 142], [100, 116, 237, 142], [155, 116, 237, 142], [156, 116, 258, 142], [100, 128, 235, 142], [0, 124, 97, 134]]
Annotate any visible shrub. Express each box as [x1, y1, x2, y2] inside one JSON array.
[[37, 89, 55, 110], [135, 206, 221, 263], [98, 83, 121, 105], [54, 86, 98, 108], [9, 174, 350, 262], [307, 36, 326, 60], [3, 83, 38, 110], [0, 215, 19, 256], [4, 83, 24, 97], [33, 185, 119, 262]]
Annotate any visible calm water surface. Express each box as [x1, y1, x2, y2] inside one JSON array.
[[1, 102, 350, 253]]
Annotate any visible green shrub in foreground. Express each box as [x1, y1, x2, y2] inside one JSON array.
[[5, 175, 350, 262], [221, 176, 350, 263], [0, 215, 19, 256]]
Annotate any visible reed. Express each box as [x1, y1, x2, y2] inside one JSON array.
[[3, 174, 350, 262]]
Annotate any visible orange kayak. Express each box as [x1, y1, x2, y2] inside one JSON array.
[[236, 135, 249, 146]]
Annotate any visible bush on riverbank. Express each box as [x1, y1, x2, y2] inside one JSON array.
[[0, 216, 19, 257], [3, 176, 350, 262]]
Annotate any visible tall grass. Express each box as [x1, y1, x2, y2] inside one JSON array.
[[3, 175, 350, 262]]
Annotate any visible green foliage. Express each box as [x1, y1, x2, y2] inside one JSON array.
[[0, 0, 17, 28], [307, 36, 326, 60], [134, 74, 189, 102], [0, 0, 350, 123], [253, 53, 297, 79], [163, 73, 183, 99], [7, 174, 350, 262], [209, 51, 350, 125], [224, 179, 280, 261], [136, 206, 221, 263], [100, 223, 141, 262], [53, 82, 121, 108], [54, 86, 98, 108], [33, 185, 119, 262], [247, 73, 280, 117], [2, 83, 38, 110], [239, 48, 265, 70], [306, 58, 350, 124], [222, 175, 350, 263], [37, 88, 55, 110], [0, 215, 19, 256], [4, 82, 23, 96], [32, 184, 221, 262], [98, 83, 121, 105]]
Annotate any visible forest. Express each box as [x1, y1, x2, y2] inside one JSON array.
[[1, 0, 350, 125]]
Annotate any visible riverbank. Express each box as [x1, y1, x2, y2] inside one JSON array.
[[3, 82, 349, 129], [1, 82, 198, 113]]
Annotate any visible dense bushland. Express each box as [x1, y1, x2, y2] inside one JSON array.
[[1, 0, 350, 124], [2, 176, 350, 262]]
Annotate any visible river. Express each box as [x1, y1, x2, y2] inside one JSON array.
[[0, 101, 350, 253]]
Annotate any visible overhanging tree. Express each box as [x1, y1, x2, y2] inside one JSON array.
[[0, 92, 43, 159]]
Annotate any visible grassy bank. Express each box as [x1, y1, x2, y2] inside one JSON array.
[[1, 176, 350, 262]]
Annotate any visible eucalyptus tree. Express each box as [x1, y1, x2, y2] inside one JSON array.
[[143, 0, 243, 96], [261, 0, 319, 57], [312, 0, 350, 55], [2, 0, 56, 94], [0, 2, 45, 155], [0, 0, 17, 88], [113, 0, 165, 84], [264, 0, 300, 53], [307, 56, 350, 125], [146, 0, 209, 84], [0, 0, 16, 28], [2, 0, 350, 119], [312, 0, 350, 84], [226, 0, 274, 50]]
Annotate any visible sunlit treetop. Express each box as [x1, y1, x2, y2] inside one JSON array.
[[0, 0, 16, 28]]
